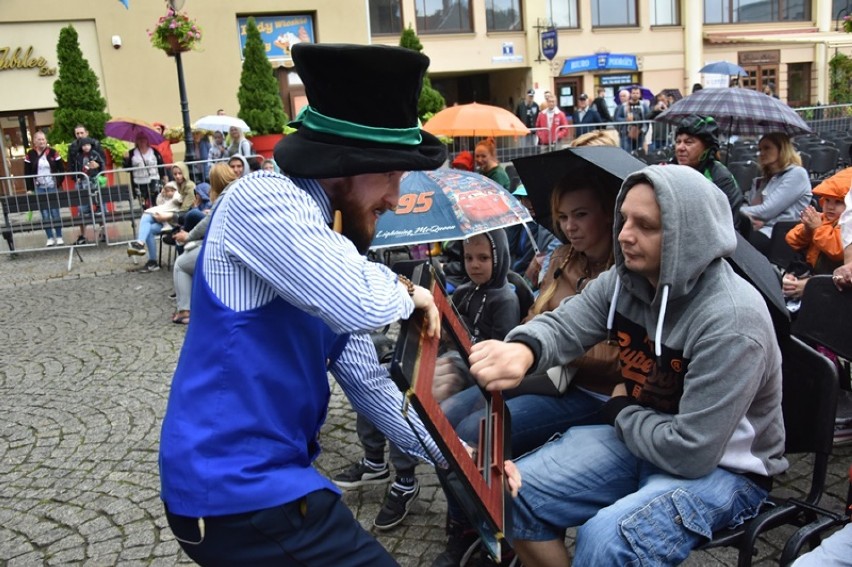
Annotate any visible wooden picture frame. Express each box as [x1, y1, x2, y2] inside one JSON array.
[[390, 264, 511, 561]]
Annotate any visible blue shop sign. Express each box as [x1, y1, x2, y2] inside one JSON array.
[[560, 53, 638, 75], [236, 14, 315, 60]]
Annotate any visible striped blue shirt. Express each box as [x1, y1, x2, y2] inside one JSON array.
[[202, 170, 445, 465]]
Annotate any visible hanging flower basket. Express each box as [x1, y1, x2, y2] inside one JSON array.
[[148, 8, 202, 55], [844, 15, 852, 33]]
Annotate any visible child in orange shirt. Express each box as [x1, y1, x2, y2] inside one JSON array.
[[782, 175, 849, 300]]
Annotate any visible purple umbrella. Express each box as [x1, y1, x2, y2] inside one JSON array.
[[654, 87, 811, 137], [104, 117, 166, 145]]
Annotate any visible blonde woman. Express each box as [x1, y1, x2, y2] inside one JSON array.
[[741, 132, 812, 253], [171, 163, 238, 325]]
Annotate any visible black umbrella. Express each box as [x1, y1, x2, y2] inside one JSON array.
[[726, 233, 790, 339], [511, 146, 646, 233]]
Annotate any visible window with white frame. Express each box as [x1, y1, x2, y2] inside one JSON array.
[[415, 0, 473, 33], [592, 0, 638, 27], [369, 0, 402, 35], [651, 0, 680, 25], [704, 0, 810, 23], [546, 0, 579, 28], [487, 0, 523, 31]]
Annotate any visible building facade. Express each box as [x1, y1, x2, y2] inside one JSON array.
[[2, 0, 852, 159]]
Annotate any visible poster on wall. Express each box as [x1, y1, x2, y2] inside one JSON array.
[[236, 14, 315, 61]]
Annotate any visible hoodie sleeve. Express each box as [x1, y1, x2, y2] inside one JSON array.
[[613, 308, 774, 479]]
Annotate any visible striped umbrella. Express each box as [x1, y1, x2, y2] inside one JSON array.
[[655, 87, 811, 137]]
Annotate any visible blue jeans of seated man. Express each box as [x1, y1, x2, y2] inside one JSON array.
[[441, 384, 605, 456], [36, 185, 62, 239], [439, 385, 606, 523], [512, 425, 769, 566], [137, 213, 163, 262]]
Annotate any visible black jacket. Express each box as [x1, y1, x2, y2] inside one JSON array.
[[23, 147, 65, 192]]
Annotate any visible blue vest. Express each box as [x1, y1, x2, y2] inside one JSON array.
[[159, 240, 349, 517]]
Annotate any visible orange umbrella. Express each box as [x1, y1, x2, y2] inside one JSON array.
[[423, 103, 529, 137]]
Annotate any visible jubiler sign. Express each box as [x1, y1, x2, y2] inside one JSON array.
[[0, 46, 56, 76]]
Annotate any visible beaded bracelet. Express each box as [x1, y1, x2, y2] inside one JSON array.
[[397, 274, 416, 297]]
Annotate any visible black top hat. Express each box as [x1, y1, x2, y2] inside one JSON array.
[[274, 43, 447, 178]]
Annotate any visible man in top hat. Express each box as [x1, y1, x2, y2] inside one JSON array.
[[159, 43, 448, 566]]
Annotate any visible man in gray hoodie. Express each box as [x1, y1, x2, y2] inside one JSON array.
[[469, 164, 787, 566]]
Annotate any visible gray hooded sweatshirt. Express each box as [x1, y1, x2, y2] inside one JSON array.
[[507, 165, 787, 480]]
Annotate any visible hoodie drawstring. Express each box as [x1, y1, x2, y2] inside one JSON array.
[[655, 284, 670, 359], [606, 276, 621, 344]]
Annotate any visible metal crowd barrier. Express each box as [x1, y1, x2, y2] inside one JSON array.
[[0, 171, 95, 261]]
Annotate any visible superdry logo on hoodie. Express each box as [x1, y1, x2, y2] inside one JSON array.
[[615, 314, 688, 414]]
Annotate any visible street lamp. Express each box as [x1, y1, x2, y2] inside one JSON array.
[[169, 0, 196, 178]]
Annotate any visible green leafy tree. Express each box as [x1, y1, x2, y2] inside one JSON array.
[[50, 25, 110, 144], [399, 25, 444, 120], [237, 17, 288, 135], [829, 52, 852, 104]]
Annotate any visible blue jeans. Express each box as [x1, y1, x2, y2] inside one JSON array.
[[137, 214, 162, 261], [165, 489, 398, 566], [512, 425, 769, 566], [440, 385, 606, 523], [441, 385, 605, 456], [36, 186, 62, 238]]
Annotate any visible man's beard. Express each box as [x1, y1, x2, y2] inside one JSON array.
[[333, 193, 378, 255]]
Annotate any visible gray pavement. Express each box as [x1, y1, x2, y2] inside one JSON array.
[[0, 243, 850, 566]]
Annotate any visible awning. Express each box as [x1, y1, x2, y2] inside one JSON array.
[[705, 28, 852, 48]]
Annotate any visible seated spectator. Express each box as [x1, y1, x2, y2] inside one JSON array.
[[673, 115, 743, 225], [832, 169, 852, 290], [126, 165, 193, 273], [70, 137, 105, 245], [127, 181, 183, 272], [741, 132, 812, 254], [782, 171, 849, 303], [474, 138, 511, 191], [228, 154, 248, 177], [432, 169, 621, 566], [261, 159, 276, 172], [471, 164, 786, 566], [171, 163, 237, 325]]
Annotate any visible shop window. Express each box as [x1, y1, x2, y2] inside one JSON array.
[[787, 62, 812, 107], [592, 0, 638, 27], [415, 0, 473, 33], [546, 0, 579, 28], [370, 0, 402, 35], [487, 0, 523, 31], [704, 0, 810, 23], [651, 0, 679, 25]]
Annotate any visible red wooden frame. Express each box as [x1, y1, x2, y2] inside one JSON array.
[[390, 265, 510, 560]]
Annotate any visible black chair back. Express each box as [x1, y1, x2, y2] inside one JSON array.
[[792, 275, 852, 362], [507, 271, 535, 318], [808, 146, 840, 179], [727, 160, 760, 194], [766, 220, 802, 271]]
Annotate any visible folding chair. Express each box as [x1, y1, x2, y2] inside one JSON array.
[[766, 220, 802, 272], [698, 335, 840, 566], [792, 274, 852, 387]]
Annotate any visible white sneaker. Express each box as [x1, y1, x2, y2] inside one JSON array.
[[55, 237, 65, 246], [46, 238, 55, 247]]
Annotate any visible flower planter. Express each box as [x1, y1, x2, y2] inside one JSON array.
[[248, 133, 285, 160], [165, 35, 190, 57]]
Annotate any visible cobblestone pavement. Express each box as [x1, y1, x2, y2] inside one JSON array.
[[1, 244, 850, 566]]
